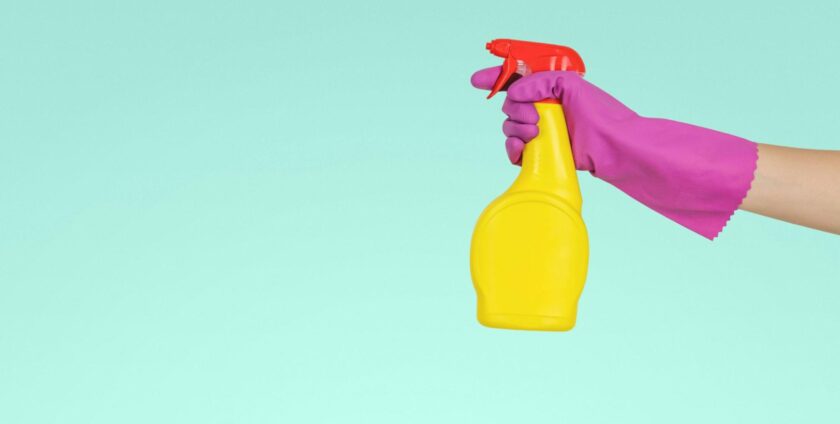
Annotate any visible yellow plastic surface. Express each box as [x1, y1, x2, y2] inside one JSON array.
[[470, 102, 589, 331]]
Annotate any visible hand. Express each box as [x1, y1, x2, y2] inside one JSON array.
[[469, 66, 758, 240], [470, 66, 638, 169]]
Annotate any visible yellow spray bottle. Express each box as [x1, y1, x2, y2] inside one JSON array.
[[471, 39, 589, 331]]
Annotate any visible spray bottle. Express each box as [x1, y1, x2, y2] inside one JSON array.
[[470, 39, 589, 331]]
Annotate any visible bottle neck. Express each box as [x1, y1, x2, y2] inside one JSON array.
[[508, 101, 582, 211]]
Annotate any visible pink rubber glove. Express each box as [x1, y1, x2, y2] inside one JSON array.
[[471, 66, 758, 240]]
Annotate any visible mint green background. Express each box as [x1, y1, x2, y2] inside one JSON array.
[[2, 1, 839, 422]]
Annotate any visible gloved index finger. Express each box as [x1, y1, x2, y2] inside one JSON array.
[[470, 66, 501, 90]]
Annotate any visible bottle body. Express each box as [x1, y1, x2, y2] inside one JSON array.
[[470, 102, 589, 331]]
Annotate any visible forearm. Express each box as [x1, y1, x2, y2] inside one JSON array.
[[739, 143, 840, 235]]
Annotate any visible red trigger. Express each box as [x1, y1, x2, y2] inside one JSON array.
[[487, 56, 517, 99]]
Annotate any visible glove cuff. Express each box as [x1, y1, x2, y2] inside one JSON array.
[[595, 117, 759, 240]]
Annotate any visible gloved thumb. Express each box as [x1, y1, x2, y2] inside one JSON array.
[[506, 72, 573, 103]]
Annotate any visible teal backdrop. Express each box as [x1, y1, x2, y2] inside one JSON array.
[[2, 1, 839, 422]]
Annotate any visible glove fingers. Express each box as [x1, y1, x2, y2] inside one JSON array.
[[470, 66, 502, 90], [505, 137, 525, 165], [502, 97, 539, 124], [503, 119, 539, 142]]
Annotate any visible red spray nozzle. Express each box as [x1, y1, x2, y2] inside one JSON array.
[[485, 39, 586, 99]]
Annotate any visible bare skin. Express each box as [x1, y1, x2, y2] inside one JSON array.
[[739, 144, 840, 235]]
